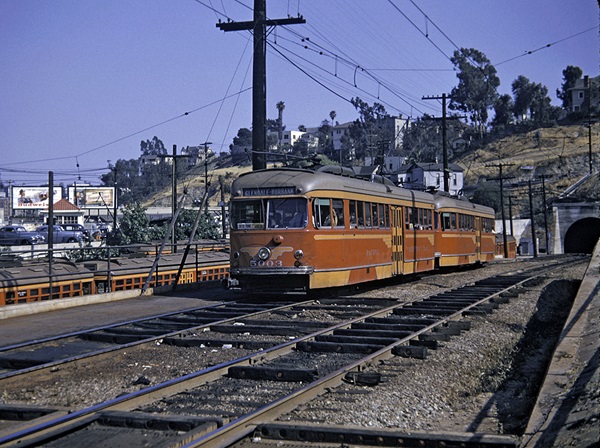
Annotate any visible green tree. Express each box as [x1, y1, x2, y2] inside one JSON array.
[[491, 94, 514, 130], [140, 136, 167, 156], [349, 97, 392, 162], [329, 110, 337, 126], [175, 209, 220, 241], [449, 48, 500, 137], [556, 65, 583, 110], [401, 115, 442, 163], [232, 128, 252, 146], [276, 101, 285, 148], [317, 119, 333, 157], [512, 76, 560, 125], [119, 202, 151, 244], [470, 181, 501, 215], [512, 75, 537, 122]]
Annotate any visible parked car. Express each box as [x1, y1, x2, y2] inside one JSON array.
[[0, 225, 45, 245], [36, 225, 84, 244], [61, 223, 92, 242]]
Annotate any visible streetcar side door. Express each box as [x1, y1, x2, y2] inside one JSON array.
[[392, 206, 403, 275], [475, 216, 482, 262]]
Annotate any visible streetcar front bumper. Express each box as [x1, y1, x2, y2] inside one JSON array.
[[228, 266, 313, 292]]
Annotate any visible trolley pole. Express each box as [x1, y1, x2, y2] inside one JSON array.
[[217, 0, 305, 171]]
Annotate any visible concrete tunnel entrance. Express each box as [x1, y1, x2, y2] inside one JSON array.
[[563, 217, 600, 254]]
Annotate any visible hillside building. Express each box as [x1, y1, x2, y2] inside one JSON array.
[[569, 75, 600, 113], [398, 162, 464, 196]]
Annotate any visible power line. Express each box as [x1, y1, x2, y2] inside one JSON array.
[[496, 26, 599, 66], [2, 88, 252, 168]]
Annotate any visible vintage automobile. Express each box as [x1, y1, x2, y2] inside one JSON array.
[[61, 223, 92, 242], [36, 225, 84, 244], [0, 225, 45, 245]]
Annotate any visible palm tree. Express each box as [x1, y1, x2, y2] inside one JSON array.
[[329, 110, 337, 127], [276, 101, 285, 150]]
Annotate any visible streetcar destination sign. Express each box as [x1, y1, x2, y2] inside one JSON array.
[[243, 187, 295, 196]]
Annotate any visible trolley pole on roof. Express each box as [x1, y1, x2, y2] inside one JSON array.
[[217, 0, 305, 171]]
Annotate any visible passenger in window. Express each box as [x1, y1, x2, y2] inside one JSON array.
[[269, 213, 283, 228], [289, 210, 306, 228]]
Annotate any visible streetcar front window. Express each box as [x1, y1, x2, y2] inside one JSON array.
[[231, 198, 307, 230]]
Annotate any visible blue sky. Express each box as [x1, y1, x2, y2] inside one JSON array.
[[1, 0, 597, 186]]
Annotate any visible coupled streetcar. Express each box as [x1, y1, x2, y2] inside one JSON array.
[[0, 249, 230, 306], [228, 167, 496, 293]]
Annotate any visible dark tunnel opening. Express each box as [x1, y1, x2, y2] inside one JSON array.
[[563, 217, 600, 254]]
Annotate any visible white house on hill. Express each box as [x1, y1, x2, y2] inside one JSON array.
[[398, 163, 464, 196]]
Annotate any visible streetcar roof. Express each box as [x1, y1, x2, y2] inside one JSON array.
[[231, 167, 435, 204], [434, 193, 495, 216]]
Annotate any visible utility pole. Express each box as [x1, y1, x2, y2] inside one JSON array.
[[508, 195, 518, 236], [588, 80, 594, 175], [48, 171, 54, 299], [217, 0, 305, 171], [487, 163, 514, 259], [200, 142, 212, 188], [161, 145, 191, 253], [113, 165, 118, 234], [172, 145, 177, 251], [7, 180, 13, 225], [422, 93, 451, 192], [528, 179, 538, 257], [540, 174, 550, 254], [219, 177, 227, 239]]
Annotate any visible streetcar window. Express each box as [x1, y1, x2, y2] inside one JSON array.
[[380, 204, 387, 228], [442, 212, 458, 231], [357, 201, 365, 229], [332, 199, 344, 228], [349, 200, 357, 228], [405, 207, 415, 230], [442, 212, 452, 231], [314, 198, 332, 228], [231, 199, 265, 230], [230, 198, 307, 230], [269, 198, 307, 229], [365, 203, 373, 228]]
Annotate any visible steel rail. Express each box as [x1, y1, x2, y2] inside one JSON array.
[[182, 272, 545, 447], [0, 299, 311, 382], [0, 257, 585, 447]]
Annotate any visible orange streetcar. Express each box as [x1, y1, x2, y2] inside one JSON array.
[[228, 167, 495, 294], [434, 194, 496, 268]]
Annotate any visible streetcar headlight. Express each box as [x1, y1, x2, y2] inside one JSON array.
[[294, 249, 304, 260], [257, 247, 271, 261], [233, 251, 240, 260]]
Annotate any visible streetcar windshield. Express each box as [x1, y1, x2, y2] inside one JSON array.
[[231, 197, 308, 230]]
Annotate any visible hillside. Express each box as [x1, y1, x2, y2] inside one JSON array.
[[143, 122, 599, 210], [457, 122, 600, 202]]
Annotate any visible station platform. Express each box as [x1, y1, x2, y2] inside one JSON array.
[[522, 243, 600, 447], [0, 283, 237, 346]]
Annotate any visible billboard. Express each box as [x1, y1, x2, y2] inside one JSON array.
[[12, 187, 63, 209], [68, 186, 115, 209]]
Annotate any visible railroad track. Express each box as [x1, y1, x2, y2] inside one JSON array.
[[0, 300, 304, 380], [1, 258, 579, 448]]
